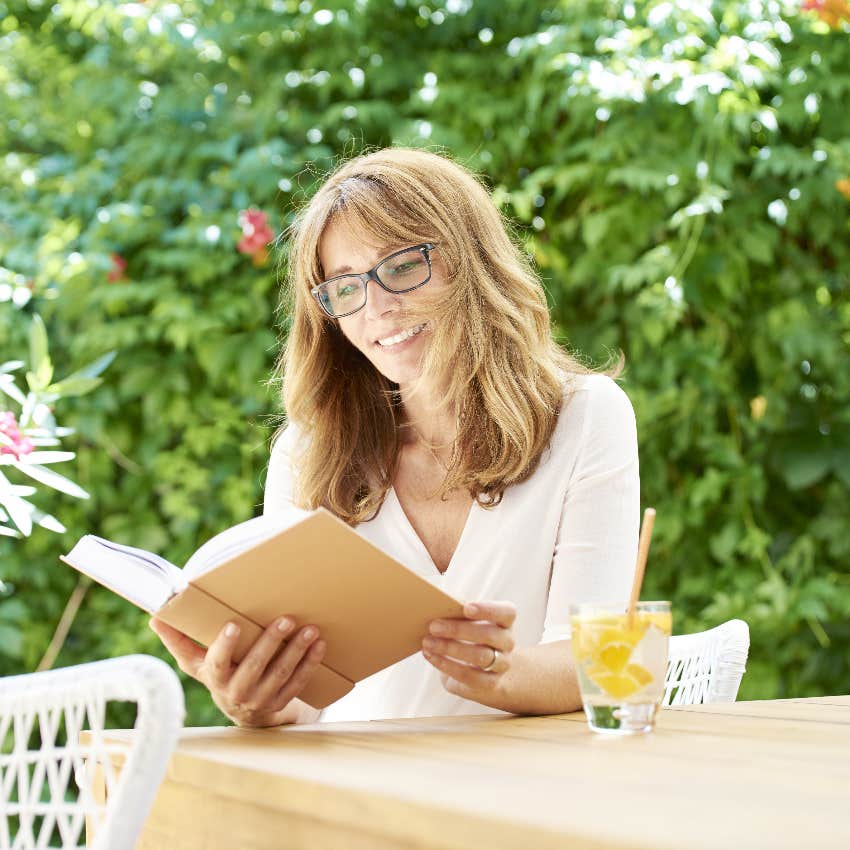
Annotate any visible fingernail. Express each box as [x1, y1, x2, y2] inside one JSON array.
[[465, 604, 479, 617], [302, 626, 317, 641], [277, 617, 293, 633], [430, 621, 447, 635], [225, 623, 240, 638]]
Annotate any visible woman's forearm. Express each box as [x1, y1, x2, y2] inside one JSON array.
[[495, 640, 582, 716]]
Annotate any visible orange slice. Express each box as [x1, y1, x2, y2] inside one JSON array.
[[586, 662, 654, 699], [625, 663, 653, 687], [571, 629, 597, 663], [588, 670, 643, 699], [596, 641, 634, 673], [597, 625, 646, 648]]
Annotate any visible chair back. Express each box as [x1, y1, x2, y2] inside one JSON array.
[[0, 654, 183, 850], [663, 619, 750, 706]]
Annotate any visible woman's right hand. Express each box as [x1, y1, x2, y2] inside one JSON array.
[[149, 616, 326, 727]]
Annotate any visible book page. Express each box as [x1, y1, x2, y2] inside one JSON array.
[[62, 536, 185, 613], [183, 506, 313, 578]]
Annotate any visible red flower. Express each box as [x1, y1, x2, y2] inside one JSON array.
[[237, 208, 275, 263], [0, 411, 34, 459], [801, 0, 850, 27], [107, 254, 127, 282]]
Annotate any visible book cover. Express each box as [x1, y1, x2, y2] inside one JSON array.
[[61, 508, 464, 708]]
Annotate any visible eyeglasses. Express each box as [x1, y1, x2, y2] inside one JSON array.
[[311, 243, 437, 318]]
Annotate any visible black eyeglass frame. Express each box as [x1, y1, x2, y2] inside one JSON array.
[[311, 243, 438, 318]]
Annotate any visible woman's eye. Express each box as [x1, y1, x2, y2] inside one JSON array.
[[388, 261, 419, 275]]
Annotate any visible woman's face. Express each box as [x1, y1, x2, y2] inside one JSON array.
[[318, 218, 448, 388]]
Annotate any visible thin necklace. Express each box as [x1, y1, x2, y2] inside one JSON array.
[[406, 423, 450, 471]]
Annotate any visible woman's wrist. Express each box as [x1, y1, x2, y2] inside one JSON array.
[[220, 695, 321, 728], [491, 641, 582, 716]]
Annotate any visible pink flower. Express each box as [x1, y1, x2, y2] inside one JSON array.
[[107, 254, 127, 282], [237, 208, 275, 261], [0, 411, 34, 459]]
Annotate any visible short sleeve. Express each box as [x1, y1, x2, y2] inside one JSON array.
[[541, 376, 640, 643], [263, 424, 301, 517]]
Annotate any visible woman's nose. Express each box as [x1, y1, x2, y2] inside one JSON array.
[[363, 278, 401, 319]]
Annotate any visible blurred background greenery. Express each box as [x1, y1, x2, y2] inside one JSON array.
[[1, 0, 848, 724]]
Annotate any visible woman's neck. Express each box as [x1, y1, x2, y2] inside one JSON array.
[[398, 383, 457, 449]]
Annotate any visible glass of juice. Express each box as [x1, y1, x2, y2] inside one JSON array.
[[569, 601, 672, 734]]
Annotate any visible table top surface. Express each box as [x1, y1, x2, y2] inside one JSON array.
[[151, 695, 850, 850]]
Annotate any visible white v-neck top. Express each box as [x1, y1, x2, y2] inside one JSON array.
[[263, 373, 639, 722]]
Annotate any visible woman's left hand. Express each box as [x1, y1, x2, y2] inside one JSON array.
[[422, 601, 516, 707]]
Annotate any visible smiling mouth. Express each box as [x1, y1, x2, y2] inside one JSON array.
[[375, 323, 428, 348]]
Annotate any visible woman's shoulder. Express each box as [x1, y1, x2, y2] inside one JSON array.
[[553, 371, 636, 447], [541, 372, 638, 474], [269, 418, 311, 456], [270, 419, 298, 451], [561, 372, 635, 416], [267, 420, 309, 481]]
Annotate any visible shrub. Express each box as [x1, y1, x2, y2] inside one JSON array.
[[1, 0, 847, 722]]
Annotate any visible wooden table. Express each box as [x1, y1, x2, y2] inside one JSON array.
[[130, 696, 850, 850]]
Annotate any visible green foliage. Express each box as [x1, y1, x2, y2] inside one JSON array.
[[1, 0, 848, 721]]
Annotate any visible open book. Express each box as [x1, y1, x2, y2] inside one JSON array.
[[61, 508, 464, 709]]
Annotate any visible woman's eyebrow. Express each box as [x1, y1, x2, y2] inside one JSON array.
[[324, 244, 409, 279]]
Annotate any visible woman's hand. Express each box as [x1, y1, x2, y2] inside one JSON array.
[[149, 616, 325, 728], [422, 601, 516, 709]]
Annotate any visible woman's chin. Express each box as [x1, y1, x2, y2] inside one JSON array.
[[375, 363, 422, 387]]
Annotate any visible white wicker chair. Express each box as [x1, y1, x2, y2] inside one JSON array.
[[663, 619, 750, 706], [0, 654, 184, 850]]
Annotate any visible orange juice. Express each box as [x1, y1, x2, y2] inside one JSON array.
[[570, 602, 671, 734]]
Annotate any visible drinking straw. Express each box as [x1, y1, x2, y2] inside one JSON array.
[[627, 507, 656, 626]]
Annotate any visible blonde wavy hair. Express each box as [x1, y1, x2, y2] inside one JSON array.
[[275, 147, 612, 525]]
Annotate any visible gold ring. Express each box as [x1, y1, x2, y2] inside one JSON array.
[[482, 648, 499, 673]]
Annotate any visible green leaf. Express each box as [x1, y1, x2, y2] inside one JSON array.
[[27, 315, 52, 390], [709, 522, 742, 563], [668, 186, 730, 229], [582, 212, 611, 248], [61, 350, 117, 382], [0, 623, 23, 659], [779, 446, 832, 490], [46, 377, 104, 397], [831, 440, 850, 489]]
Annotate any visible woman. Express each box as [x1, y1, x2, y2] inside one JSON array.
[[150, 147, 639, 727]]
